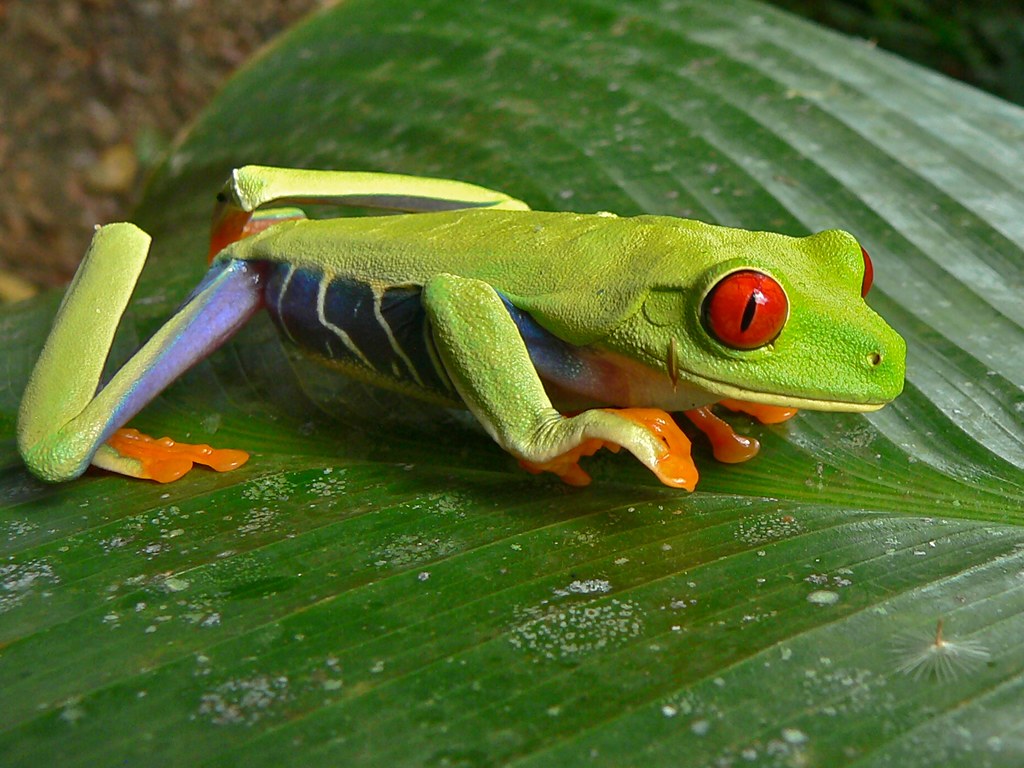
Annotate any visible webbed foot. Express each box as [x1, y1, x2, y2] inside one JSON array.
[[102, 428, 249, 483], [611, 408, 698, 489], [518, 408, 697, 490], [718, 399, 798, 424], [683, 406, 759, 464], [518, 437, 616, 487]]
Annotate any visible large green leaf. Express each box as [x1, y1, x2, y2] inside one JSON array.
[[2, 1, 1023, 765]]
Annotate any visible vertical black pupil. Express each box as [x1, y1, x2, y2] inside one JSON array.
[[740, 290, 761, 333]]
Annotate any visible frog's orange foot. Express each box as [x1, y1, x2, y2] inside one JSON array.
[[718, 399, 798, 424], [106, 428, 249, 483], [609, 408, 699, 491], [683, 406, 759, 464], [518, 437, 616, 487]]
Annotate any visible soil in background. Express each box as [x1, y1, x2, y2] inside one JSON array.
[[0, 0, 324, 300]]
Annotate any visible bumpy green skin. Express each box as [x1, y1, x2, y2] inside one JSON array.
[[224, 209, 905, 411], [222, 204, 904, 481], [18, 165, 906, 486]]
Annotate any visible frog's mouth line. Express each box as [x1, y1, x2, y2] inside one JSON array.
[[677, 366, 887, 413], [655, 332, 893, 412]]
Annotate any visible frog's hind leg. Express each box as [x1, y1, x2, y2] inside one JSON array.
[[209, 165, 531, 260], [18, 223, 263, 483]]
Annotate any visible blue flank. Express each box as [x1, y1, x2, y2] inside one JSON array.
[[497, 295, 598, 398], [260, 263, 602, 405], [262, 263, 452, 396]]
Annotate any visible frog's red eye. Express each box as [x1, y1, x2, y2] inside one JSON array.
[[702, 270, 788, 350], [860, 246, 874, 298]]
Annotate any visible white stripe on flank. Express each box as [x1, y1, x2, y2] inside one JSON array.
[[276, 265, 298, 346], [316, 278, 372, 368], [372, 287, 425, 388]]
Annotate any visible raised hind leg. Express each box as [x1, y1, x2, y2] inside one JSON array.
[[18, 223, 263, 482], [208, 164, 531, 259]]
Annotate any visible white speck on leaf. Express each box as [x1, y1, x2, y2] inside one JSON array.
[[807, 590, 840, 606]]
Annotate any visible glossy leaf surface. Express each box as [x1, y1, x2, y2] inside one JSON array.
[[1, 1, 1022, 765]]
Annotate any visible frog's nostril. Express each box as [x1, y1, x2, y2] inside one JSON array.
[[867, 352, 883, 367]]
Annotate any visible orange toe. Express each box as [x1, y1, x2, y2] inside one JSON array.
[[519, 436, 611, 487], [718, 399, 798, 424], [107, 428, 249, 483], [683, 406, 760, 464], [609, 408, 698, 491]]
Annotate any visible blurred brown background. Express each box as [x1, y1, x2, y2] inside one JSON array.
[[0, 0, 325, 300], [1, 0, 1021, 301]]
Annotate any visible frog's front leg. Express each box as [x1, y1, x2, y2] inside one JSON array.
[[422, 274, 698, 490], [681, 400, 799, 465], [18, 223, 260, 483], [718, 399, 798, 424]]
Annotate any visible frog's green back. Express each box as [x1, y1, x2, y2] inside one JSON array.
[[223, 207, 904, 411], [224, 208, 747, 344]]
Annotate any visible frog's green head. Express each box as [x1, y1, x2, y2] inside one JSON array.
[[608, 221, 906, 411]]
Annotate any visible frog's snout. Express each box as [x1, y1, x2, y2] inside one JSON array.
[[863, 330, 907, 402]]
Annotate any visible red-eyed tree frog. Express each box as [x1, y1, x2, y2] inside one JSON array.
[[17, 166, 906, 490]]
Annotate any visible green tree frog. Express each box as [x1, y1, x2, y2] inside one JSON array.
[[17, 166, 906, 489]]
